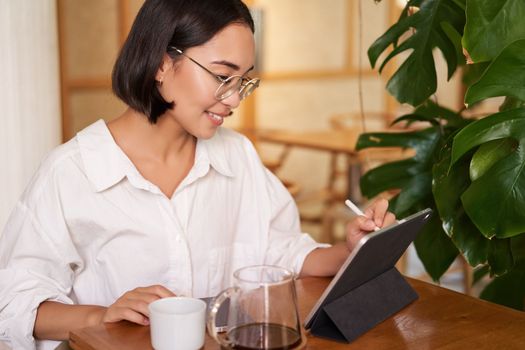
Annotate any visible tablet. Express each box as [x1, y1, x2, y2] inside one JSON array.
[[304, 208, 432, 329]]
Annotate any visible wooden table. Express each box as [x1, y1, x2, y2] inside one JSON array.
[[257, 129, 359, 154], [69, 277, 525, 350]]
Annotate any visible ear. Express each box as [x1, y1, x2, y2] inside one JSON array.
[[155, 53, 175, 82]]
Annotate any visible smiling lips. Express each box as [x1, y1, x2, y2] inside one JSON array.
[[206, 111, 228, 126]]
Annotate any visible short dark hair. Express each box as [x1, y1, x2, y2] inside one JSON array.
[[112, 0, 254, 123]]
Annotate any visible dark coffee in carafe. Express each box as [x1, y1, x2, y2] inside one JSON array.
[[228, 323, 302, 350], [208, 266, 305, 349]]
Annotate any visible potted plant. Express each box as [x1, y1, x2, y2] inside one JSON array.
[[357, 0, 525, 310]]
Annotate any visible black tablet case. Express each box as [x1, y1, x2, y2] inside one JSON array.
[[306, 208, 432, 343]]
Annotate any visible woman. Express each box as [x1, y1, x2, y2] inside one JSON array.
[[0, 0, 395, 349]]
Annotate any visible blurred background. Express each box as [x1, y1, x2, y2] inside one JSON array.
[[3, 0, 496, 291]]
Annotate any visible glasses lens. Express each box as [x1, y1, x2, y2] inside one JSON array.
[[215, 77, 260, 101], [216, 76, 243, 100], [240, 79, 260, 100]]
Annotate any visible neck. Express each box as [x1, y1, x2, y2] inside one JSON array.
[[108, 108, 196, 164]]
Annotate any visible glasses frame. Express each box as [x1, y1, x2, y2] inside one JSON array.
[[168, 46, 259, 101]]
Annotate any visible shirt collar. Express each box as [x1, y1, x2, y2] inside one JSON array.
[[77, 120, 234, 193], [198, 127, 234, 178], [77, 119, 136, 192]]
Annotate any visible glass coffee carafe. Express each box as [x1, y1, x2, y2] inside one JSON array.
[[207, 265, 305, 350]]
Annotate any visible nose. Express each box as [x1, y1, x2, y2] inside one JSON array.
[[220, 90, 242, 109]]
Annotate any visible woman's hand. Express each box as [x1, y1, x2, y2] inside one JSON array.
[[34, 285, 175, 340], [101, 285, 176, 325], [300, 198, 396, 278], [345, 198, 396, 252]]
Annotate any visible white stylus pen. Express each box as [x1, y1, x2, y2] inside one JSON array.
[[344, 199, 381, 231]]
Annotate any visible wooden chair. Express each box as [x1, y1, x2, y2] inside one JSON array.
[[260, 146, 301, 198], [234, 127, 301, 198], [316, 112, 396, 241]]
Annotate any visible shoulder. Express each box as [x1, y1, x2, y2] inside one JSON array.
[[40, 138, 80, 172], [20, 137, 83, 206], [214, 127, 253, 147], [201, 127, 267, 179], [211, 127, 260, 159]]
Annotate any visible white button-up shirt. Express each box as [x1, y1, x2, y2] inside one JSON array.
[[0, 120, 327, 350]]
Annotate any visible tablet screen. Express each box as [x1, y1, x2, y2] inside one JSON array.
[[304, 208, 432, 329]]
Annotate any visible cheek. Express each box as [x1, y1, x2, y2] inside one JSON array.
[[170, 85, 217, 119], [175, 88, 215, 114], [169, 69, 217, 106]]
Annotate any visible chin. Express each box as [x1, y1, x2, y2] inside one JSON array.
[[194, 126, 220, 140]]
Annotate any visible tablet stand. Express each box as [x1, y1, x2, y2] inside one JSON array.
[[309, 267, 418, 343]]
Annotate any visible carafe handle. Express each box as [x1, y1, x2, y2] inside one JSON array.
[[207, 286, 240, 348]]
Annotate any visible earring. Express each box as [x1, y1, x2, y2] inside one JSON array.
[[156, 79, 163, 87]]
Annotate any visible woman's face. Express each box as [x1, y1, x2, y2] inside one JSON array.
[[158, 23, 256, 139]]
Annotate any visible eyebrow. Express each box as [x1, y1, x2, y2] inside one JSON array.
[[211, 60, 255, 75]]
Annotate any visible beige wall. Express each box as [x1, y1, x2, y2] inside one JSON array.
[[238, 0, 392, 193]]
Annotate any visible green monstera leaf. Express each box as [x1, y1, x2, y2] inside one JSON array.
[[393, 99, 467, 128], [469, 138, 517, 181], [499, 97, 525, 112], [480, 269, 525, 310], [356, 127, 441, 213], [414, 213, 459, 281], [366, 0, 525, 310], [451, 108, 525, 239], [463, 0, 525, 63], [465, 39, 525, 106], [487, 238, 514, 276], [477, 233, 525, 308], [480, 262, 525, 310], [356, 102, 467, 280], [433, 136, 490, 267], [479, 233, 525, 309], [356, 127, 459, 280], [368, 0, 466, 106]]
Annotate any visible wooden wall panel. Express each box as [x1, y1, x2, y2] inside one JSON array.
[[256, 78, 386, 131], [62, 0, 119, 79], [257, 0, 347, 72], [70, 90, 126, 133], [350, 0, 390, 71]]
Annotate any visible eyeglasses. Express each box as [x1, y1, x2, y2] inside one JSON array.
[[169, 46, 260, 101]]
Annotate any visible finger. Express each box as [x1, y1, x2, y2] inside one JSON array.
[[104, 306, 150, 326], [128, 291, 165, 305], [346, 219, 370, 252], [134, 285, 176, 298], [384, 212, 396, 226], [111, 292, 164, 318], [365, 198, 389, 227], [349, 215, 376, 234], [119, 297, 154, 318]]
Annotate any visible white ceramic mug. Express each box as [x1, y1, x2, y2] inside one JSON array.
[[149, 297, 206, 350]]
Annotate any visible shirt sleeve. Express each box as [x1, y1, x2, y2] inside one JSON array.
[[0, 191, 81, 349], [262, 169, 330, 275]]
